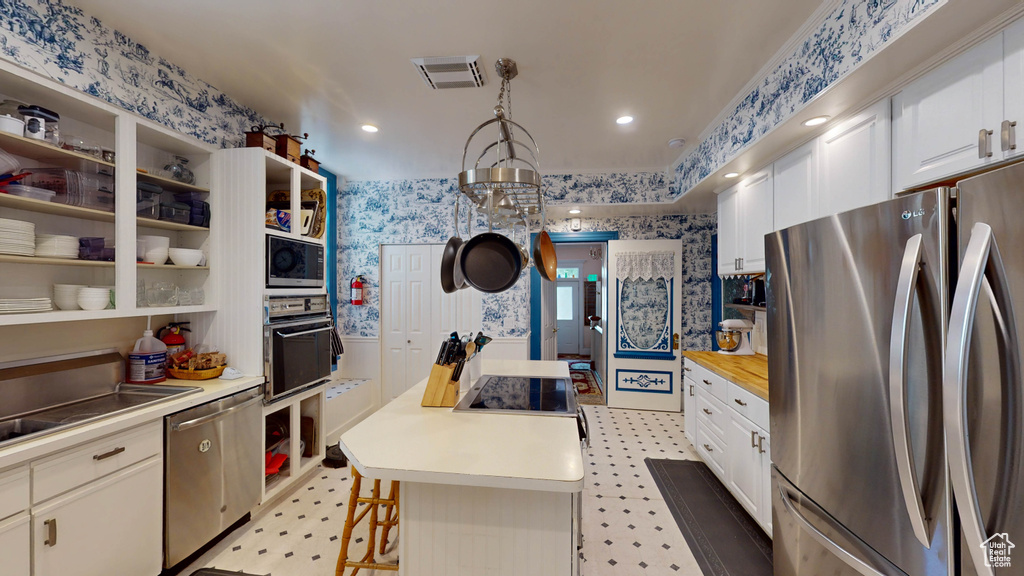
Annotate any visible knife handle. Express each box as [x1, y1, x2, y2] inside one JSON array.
[[436, 341, 449, 365]]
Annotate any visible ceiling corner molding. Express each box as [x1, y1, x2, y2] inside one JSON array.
[[669, 0, 948, 198]]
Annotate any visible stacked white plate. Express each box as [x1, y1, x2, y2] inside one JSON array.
[[77, 287, 111, 311], [53, 284, 87, 310], [0, 297, 52, 314], [35, 234, 79, 259], [0, 218, 35, 256]]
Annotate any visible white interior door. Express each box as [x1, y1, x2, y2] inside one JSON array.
[[556, 280, 580, 355], [541, 277, 557, 360], [380, 244, 433, 402], [606, 239, 683, 411], [432, 244, 483, 347]]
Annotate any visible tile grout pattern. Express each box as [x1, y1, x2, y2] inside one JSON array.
[[183, 405, 705, 575]]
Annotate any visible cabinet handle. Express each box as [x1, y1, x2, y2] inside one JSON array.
[[44, 518, 57, 546], [683, 365, 691, 372], [93, 446, 125, 461], [703, 443, 713, 453], [702, 408, 712, 415], [751, 430, 758, 448], [1002, 120, 1017, 151], [979, 128, 993, 158], [734, 398, 747, 407], [702, 379, 712, 386], [739, 257, 744, 269], [758, 435, 766, 454], [689, 384, 694, 397], [734, 258, 740, 271]]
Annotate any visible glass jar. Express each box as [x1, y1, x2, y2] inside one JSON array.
[[162, 155, 195, 185]]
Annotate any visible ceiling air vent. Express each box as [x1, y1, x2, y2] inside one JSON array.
[[411, 56, 486, 89]]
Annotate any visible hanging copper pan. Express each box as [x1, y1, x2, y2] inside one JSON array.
[[533, 230, 557, 281]]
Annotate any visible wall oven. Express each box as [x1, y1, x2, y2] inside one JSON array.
[[266, 235, 325, 288], [263, 294, 333, 402]]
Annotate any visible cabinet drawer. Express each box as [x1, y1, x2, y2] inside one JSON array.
[[689, 362, 728, 402], [695, 388, 728, 441], [728, 384, 769, 431], [0, 512, 30, 576], [32, 422, 162, 504], [696, 427, 726, 480], [0, 466, 29, 522]]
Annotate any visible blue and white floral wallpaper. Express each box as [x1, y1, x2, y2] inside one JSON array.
[[337, 174, 716, 350], [0, 0, 274, 148], [672, 0, 943, 196]]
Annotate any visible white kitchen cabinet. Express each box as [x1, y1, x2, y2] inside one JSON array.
[[818, 100, 891, 215], [0, 513, 30, 576], [758, 432, 772, 536], [1003, 18, 1024, 161], [262, 383, 327, 504], [33, 457, 162, 576], [892, 34, 1003, 191], [726, 409, 767, 526], [717, 169, 773, 275], [683, 363, 697, 446], [0, 59, 218, 328], [772, 140, 819, 231]]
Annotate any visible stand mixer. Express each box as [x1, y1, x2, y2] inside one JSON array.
[[716, 318, 754, 355]]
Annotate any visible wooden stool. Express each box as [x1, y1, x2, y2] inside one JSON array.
[[335, 468, 399, 575]]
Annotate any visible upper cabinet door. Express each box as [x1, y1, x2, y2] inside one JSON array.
[[1003, 18, 1024, 160], [892, 34, 1003, 192], [717, 184, 740, 276], [819, 99, 891, 216], [773, 140, 819, 232], [738, 169, 773, 274]]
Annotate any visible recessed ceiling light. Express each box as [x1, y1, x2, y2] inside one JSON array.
[[668, 138, 686, 148], [569, 208, 581, 214], [616, 116, 634, 125], [724, 172, 739, 179], [802, 116, 830, 127], [361, 124, 379, 133]]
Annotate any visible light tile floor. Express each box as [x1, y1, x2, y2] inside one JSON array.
[[182, 405, 704, 575]]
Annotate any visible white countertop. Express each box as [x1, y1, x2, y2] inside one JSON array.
[[338, 359, 585, 493], [0, 375, 266, 470]]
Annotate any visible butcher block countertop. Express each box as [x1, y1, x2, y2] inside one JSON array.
[[682, 351, 769, 401]]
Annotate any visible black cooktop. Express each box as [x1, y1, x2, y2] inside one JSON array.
[[455, 374, 576, 415]]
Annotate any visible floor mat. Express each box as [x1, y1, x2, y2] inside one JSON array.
[[570, 365, 604, 405], [645, 458, 772, 576]]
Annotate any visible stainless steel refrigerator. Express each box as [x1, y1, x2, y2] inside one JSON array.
[[766, 160, 1024, 576]]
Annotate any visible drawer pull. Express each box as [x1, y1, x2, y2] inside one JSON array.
[[702, 379, 712, 386], [702, 408, 712, 415], [683, 366, 692, 372], [689, 384, 694, 397], [751, 430, 758, 448], [734, 398, 748, 407], [703, 443, 713, 453], [758, 435, 767, 454], [44, 518, 57, 546], [93, 446, 125, 461]]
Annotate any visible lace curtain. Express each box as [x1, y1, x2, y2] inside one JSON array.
[[616, 251, 674, 280]]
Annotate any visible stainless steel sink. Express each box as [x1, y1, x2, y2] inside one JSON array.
[[0, 350, 202, 449]]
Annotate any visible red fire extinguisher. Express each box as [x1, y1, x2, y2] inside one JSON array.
[[350, 276, 364, 305]]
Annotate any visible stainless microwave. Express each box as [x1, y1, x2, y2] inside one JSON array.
[[266, 235, 325, 288]]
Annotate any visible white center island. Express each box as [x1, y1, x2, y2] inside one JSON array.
[[338, 359, 585, 576]]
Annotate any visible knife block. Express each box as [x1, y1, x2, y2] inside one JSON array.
[[421, 363, 459, 407]]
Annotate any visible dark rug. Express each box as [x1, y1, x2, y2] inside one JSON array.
[[645, 459, 772, 576]]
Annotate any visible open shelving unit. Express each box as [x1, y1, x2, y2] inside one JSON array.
[[0, 58, 217, 325]]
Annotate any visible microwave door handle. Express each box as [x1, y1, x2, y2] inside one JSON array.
[[944, 222, 1022, 576], [777, 484, 888, 576], [887, 233, 932, 547], [279, 326, 333, 339]]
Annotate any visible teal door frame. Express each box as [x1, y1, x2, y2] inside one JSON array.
[[529, 231, 619, 360]]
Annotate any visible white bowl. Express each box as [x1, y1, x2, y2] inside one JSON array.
[[139, 235, 170, 251], [77, 294, 109, 311], [144, 248, 168, 265], [168, 248, 203, 267], [54, 297, 80, 311]]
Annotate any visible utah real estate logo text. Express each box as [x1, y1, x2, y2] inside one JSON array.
[[982, 533, 1015, 568]]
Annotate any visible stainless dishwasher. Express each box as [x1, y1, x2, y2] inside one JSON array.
[[164, 386, 263, 568]]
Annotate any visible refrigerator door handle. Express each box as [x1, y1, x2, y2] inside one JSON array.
[[888, 233, 932, 547], [944, 222, 1021, 576], [778, 484, 888, 576]]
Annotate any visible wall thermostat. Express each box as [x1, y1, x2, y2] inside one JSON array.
[[570, 218, 582, 231]]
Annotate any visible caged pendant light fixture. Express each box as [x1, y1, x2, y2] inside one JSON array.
[[457, 58, 545, 228]]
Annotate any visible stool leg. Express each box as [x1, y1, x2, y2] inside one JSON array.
[[336, 469, 362, 576], [359, 479, 382, 570], [379, 481, 399, 555]]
